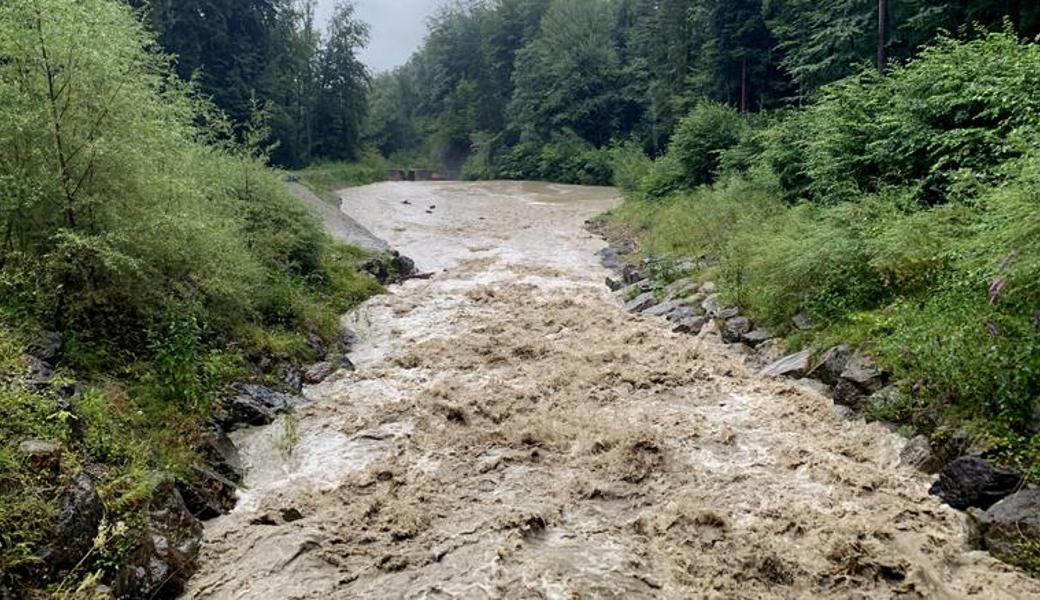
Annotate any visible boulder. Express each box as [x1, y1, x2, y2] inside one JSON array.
[[742, 328, 772, 347], [622, 265, 642, 284], [722, 317, 753, 344], [665, 306, 704, 323], [24, 355, 54, 387], [865, 386, 904, 414], [840, 353, 886, 393], [276, 362, 303, 393], [28, 331, 62, 363], [302, 361, 337, 384], [114, 481, 203, 598], [978, 490, 1040, 562], [624, 292, 657, 313], [929, 457, 1023, 510], [18, 439, 61, 474], [672, 316, 708, 335], [198, 428, 243, 481], [759, 350, 813, 379], [899, 435, 940, 473], [793, 378, 833, 398], [700, 281, 717, 294], [391, 252, 417, 279], [807, 345, 853, 386], [178, 464, 238, 520], [662, 279, 699, 301], [605, 276, 625, 291], [643, 300, 686, 319], [49, 473, 104, 570], [221, 385, 302, 430], [792, 312, 814, 331]]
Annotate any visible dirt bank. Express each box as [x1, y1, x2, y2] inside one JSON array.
[[186, 181, 1039, 598]]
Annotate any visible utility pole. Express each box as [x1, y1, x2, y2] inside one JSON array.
[[878, 0, 888, 72]]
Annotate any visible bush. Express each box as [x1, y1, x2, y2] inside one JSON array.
[[664, 100, 748, 190]]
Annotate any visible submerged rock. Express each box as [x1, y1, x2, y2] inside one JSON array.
[[793, 378, 833, 398], [929, 457, 1022, 510]]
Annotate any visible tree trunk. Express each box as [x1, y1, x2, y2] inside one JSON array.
[[878, 0, 888, 72], [740, 58, 749, 113]]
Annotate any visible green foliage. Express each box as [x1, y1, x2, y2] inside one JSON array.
[[294, 152, 388, 201], [610, 33, 1040, 484], [495, 134, 615, 185], [795, 32, 1040, 205], [0, 1, 383, 592], [652, 100, 749, 193]]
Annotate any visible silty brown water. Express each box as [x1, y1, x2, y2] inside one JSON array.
[[185, 181, 1040, 599]]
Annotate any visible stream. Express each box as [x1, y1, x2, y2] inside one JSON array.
[[185, 181, 1039, 599]]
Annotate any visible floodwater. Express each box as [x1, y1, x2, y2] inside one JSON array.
[[185, 181, 1039, 599]]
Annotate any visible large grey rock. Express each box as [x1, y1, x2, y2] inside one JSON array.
[[622, 265, 642, 284], [978, 490, 1040, 562], [302, 361, 338, 384], [665, 306, 704, 323], [625, 292, 658, 313], [18, 439, 61, 473], [929, 457, 1023, 510], [807, 345, 853, 386], [866, 386, 903, 413], [199, 428, 243, 481], [792, 312, 815, 331], [672, 316, 708, 335], [840, 353, 886, 393], [24, 355, 54, 387], [221, 385, 302, 430], [605, 276, 624, 291], [49, 473, 104, 570], [759, 350, 813, 379], [722, 317, 752, 344], [662, 279, 700, 301], [899, 435, 940, 473], [391, 252, 417, 279], [742, 328, 772, 347], [178, 464, 238, 520], [643, 299, 686, 319], [28, 331, 62, 363], [114, 481, 203, 598]]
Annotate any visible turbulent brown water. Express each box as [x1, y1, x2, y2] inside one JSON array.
[[186, 181, 1039, 599]]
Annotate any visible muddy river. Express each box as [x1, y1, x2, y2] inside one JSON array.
[[186, 181, 1039, 599]]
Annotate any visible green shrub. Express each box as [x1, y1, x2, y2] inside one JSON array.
[[664, 100, 748, 190]]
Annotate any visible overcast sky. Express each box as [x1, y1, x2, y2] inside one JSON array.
[[316, 0, 446, 74]]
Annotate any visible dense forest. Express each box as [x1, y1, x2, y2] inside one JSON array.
[[128, 0, 371, 168], [367, 0, 1040, 179]]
